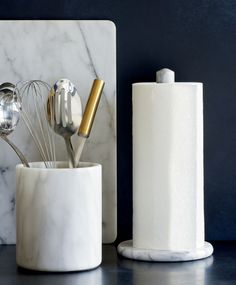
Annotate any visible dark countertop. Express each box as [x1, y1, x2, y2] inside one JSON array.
[[0, 242, 235, 284]]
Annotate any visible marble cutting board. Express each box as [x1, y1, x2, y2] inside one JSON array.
[[0, 20, 116, 244]]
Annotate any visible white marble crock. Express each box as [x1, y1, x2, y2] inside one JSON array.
[[16, 162, 102, 272]]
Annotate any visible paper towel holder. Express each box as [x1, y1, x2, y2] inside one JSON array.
[[117, 68, 214, 262]]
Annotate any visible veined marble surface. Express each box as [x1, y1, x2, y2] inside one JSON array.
[[0, 20, 116, 244], [16, 162, 102, 271], [118, 240, 214, 262]]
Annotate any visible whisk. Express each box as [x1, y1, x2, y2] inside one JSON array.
[[15, 80, 56, 168]]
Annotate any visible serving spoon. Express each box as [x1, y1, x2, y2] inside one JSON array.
[[0, 83, 29, 167], [47, 79, 82, 168]]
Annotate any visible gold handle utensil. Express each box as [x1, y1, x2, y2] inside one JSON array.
[[75, 79, 105, 167]]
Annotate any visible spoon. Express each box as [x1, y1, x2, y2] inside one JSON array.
[[0, 83, 29, 167], [48, 79, 82, 168]]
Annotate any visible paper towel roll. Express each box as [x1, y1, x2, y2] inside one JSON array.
[[132, 82, 204, 251]]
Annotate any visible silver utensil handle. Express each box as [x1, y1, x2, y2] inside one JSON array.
[[64, 137, 75, 168], [74, 136, 86, 168], [1, 135, 30, 167]]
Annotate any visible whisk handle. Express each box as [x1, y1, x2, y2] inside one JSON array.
[[1, 135, 30, 167]]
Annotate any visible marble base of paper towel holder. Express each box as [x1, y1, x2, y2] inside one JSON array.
[[118, 240, 213, 262]]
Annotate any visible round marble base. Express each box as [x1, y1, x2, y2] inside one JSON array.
[[118, 240, 213, 262]]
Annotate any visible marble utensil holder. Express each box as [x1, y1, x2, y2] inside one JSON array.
[[16, 162, 102, 272]]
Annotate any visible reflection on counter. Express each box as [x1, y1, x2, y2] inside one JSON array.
[[118, 255, 214, 285]]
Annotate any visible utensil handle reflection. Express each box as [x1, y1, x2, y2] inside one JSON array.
[[1, 135, 29, 167], [64, 136, 75, 168]]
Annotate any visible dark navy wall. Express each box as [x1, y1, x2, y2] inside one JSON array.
[[1, 0, 236, 241]]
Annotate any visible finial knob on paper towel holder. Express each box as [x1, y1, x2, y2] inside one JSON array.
[[156, 68, 175, 83]]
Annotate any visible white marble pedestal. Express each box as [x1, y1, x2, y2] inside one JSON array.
[[118, 240, 214, 262], [16, 162, 102, 271]]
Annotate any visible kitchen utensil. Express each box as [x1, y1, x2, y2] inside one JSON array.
[[75, 79, 105, 167], [48, 79, 82, 168], [16, 80, 56, 168], [0, 83, 29, 167]]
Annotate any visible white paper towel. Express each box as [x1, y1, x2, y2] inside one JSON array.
[[132, 82, 204, 251]]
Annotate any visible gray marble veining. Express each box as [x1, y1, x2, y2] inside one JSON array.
[[16, 162, 102, 271], [118, 240, 214, 262], [0, 20, 116, 244]]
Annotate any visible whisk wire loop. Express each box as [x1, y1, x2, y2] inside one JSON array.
[[15, 80, 56, 168]]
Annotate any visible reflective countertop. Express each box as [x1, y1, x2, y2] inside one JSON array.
[[0, 242, 235, 284]]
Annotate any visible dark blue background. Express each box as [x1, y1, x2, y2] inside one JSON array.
[[1, 0, 236, 241]]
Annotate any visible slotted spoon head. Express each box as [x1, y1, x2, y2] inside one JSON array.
[[48, 79, 82, 138]]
